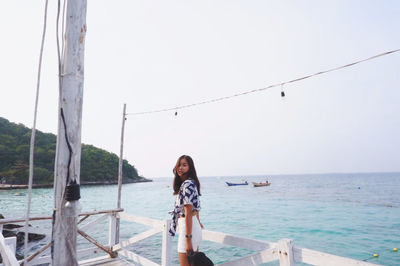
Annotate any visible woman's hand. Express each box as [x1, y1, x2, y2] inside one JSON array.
[[195, 212, 204, 229]]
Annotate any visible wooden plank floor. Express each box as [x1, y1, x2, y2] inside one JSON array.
[[79, 257, 135, 266]]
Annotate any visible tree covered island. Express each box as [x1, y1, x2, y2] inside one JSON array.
[[0, 117, 149, 187]]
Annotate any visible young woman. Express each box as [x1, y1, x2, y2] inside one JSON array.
[[169, 155, 203, 266]]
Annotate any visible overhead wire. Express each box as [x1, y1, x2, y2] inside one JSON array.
[[126, 48, 400, 116]]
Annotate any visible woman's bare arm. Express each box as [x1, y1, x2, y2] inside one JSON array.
[[184, 204, 193, 253]]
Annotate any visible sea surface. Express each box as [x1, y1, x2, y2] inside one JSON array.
[[1, 173, 400, 265]]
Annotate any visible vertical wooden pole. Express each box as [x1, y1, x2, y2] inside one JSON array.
[[161, 219, 172, 266], [52, 0, 87, 265], [278, 239, 295, 266], [116, 103, 127, 244]]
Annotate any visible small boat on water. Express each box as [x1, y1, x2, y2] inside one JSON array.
[[226, 181, 248, 186], [252, 181, 271, 187]]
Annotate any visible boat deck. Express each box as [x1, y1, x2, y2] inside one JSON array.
[[79, 257, 134, 266]]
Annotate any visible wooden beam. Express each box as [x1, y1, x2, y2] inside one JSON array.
[[118, 249, 159, 266], [112, 228, 161, 252], [77, 215, 90, 225], [28, 247, 104, 265], [293, 247, 380, 266], [202, 229, 275, 251], [278, 239, 295, 266], [118, 213, 163, 229], [52, 0, 87, 262], [25, 242, 51, 263], [78, 229, 114, 257], [0, 208, 123, 224], [217, 248, 277, 266]]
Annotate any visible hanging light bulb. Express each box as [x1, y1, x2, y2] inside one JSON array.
[[281, 84, 286, 98], [175, 111, 178, 116]]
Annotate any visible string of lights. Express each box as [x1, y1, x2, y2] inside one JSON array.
[[126, 48, 399, 116]]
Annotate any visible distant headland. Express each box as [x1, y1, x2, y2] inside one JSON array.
[[0, 117, 151, 188]]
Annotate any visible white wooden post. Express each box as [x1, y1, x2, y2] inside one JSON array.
[[52, 0, 87, 265], [109, 214, 117, 248], [161, 219, 172, 266], [0, 235, 19, 266], [4, 237, 16, 256], [116, 103, 127, 244], [278, 239, 295, 266]]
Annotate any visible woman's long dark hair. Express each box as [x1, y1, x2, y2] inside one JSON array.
[[173, 155, 201, 195]]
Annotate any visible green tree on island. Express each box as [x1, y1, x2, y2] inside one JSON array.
[[0, 117, 145, 185]]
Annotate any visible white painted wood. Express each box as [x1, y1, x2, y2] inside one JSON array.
[[4, 237, 16, 256], [118, 213, 164, 229], [76, 247, 105, 258], [161, 219, 172, 266], [113, 228, 161, 252], [78, 208, 124, 216], [78, 255, 110, 265], [29, 247, 103, 265], [217, 248, 277, 266], [118, 249, 159, 266], [79, 256, 133, 266], [27, 254, 52, 265], [52, 0, 87, 265], [116, 104, 127, 244], [0, 234, 19, 266], [2, 210, 380, 266], [79, 213, 109, 232], [278, 239, 295, 266], [293, 247, 380, 266], [202, 229, 275, 251], [109, 214, 117, 247]]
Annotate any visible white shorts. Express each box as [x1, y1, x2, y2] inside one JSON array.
[[177, 217, 202, 253]]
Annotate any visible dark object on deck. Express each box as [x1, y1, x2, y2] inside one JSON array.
[[187, 251, 214, 266]]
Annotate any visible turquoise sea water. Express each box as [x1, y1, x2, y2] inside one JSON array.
[[1, 172, 400, 265]]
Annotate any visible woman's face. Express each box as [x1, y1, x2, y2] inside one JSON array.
[[177, 158, 189, 178]]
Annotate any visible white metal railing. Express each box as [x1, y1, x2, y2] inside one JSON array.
[[0, 211, 380, 266]]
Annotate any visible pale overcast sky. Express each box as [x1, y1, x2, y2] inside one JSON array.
[[1, 1, 399, 178]]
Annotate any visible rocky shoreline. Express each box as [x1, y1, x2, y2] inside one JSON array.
[[0, 178, 152, 190], [0, 214, 46, 262]]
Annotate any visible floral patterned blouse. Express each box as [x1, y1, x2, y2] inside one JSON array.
[[169, 178, 201, 236]]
